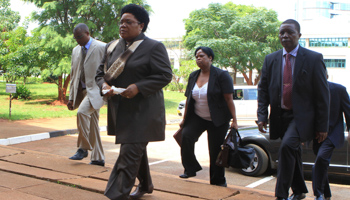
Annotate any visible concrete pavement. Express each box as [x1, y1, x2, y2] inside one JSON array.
[[0, 115, 309, 200]]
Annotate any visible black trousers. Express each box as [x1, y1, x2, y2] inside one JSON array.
[[312, 137, 334, 198], [104, 143, 152, 200], [275, 111, 308, 198], [181, 113, 229, 185]]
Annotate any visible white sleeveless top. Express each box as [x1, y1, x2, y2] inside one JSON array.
[[192, 82, 212, 121]]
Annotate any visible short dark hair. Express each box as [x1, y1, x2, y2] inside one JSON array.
[[194, 46, 215, 60], [121, 4, 149, 32], [73, 23, 89, 34], [281, 19, 300, 33]]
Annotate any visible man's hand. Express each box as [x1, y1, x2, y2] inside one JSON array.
[[121, 84, 139, 99], [67, 100, 74, 110], [258, 121, 267, 133], [315, 132, 328, 143]]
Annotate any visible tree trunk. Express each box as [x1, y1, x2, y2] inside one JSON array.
[[58, 75, 64, 102], [254, 70, 262, 85], [63, 74, 70, 102], [233, 68, 237, 84], [248, 69, 253, 85], [57, 74, 70, 104], [242, 72, 251, 85]]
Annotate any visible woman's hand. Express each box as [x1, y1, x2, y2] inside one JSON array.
[[230, 119, 238, 130], [102, 82, 114, 97], [121, 84, 139, 99], [179, 120, 185, 128]]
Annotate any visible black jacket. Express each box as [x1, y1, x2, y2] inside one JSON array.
[[184, 65, 234, 127]]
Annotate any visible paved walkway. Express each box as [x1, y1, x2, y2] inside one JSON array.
[[0, 116, 310, 200]]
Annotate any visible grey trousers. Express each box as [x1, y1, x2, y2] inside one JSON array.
[[76, 95, 104, 161], [104, 143, 152, 200]]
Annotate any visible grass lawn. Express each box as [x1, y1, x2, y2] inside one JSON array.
[[0, 82, 185, 120]]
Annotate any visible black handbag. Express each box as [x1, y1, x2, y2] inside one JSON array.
[[216, 128, 256, 168]]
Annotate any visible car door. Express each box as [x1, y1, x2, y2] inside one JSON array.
[[347, 132, 350, 172], [243, 88, 258, 118], [233, 89, 247, 118]]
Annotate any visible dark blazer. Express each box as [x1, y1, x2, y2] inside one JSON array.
[[95, 33, 172, 144], [328, 81, 350, 148], [184, 65, 233, 127], [258, 46, 330, 141]]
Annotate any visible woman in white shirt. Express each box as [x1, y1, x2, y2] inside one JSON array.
[[179, 46, 238, 187]]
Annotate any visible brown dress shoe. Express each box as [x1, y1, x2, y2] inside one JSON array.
[[129, 185, 153, 199]]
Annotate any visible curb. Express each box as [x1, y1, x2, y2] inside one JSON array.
[[0, 119, 181, 146], [0, 128, 79, 146]]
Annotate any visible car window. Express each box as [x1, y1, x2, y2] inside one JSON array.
[[234, 89, 244, 100], [243, 89, 258, 100]]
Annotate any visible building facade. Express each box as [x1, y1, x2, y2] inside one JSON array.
[[296, 0, 350, 89]]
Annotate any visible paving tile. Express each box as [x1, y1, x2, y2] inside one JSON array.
[[18, 181, 109, 200], [0, 160, 80, 181], [0, 186, 10, 193], [1, 152, 108, 176], [0, 190, 48, 200], [0, 171, 47, 189], [131, 190, 205, 200], [89, 170, 110, 181], [0, 145, 23, 157], [224, 190, 273, 200], [151, 172, 239, 199], [59, 177, 107, 193]]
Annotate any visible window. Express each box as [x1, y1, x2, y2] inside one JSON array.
[[299, 38, 306, 47], [244, 89, 258, 100], [324, 59, 346, 68], [234, 89, 243, 100], [309, 38, 348, 47]]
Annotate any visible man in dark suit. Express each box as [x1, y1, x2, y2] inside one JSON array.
[[257, 19, 330, 200], [312, 80, 350, 200]]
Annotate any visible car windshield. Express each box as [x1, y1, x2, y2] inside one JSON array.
[[243, 89, 258, 100]]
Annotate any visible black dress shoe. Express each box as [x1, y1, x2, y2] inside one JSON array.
[[179, 172, 196, 178], [315, 195, 325, 200], [129, 184, 153, 199], [89, 160, 105, 166], [276, 198, 286, 200], [217, 183, 227, 187], [289, 193, 306, 200], [69, 149, 88, 160]]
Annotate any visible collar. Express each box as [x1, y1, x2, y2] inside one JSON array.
[[283, 44, 299, 57], [121, 32, 146, 47], [84, 37, 93, 50]]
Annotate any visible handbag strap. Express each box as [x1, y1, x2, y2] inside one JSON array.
[[229, 128, 242, 148]]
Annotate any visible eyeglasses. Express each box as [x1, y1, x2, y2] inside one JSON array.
[[118, 20, 141, 26], [73, 34, 84, 40]]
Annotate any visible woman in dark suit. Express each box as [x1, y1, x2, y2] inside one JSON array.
[[179, 46, 238, 187], [95, 4, 172, 200]]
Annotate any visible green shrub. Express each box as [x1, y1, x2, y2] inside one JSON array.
[[13, 85, 32, 100], [26, 77, 43, 84]]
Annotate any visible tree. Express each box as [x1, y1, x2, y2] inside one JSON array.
[[0, 0, 21, 73], [0, 0, 20, 32], [25, 0, 151, 41], [183, 3, 280, 85], [22, 0, 151, 103]]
